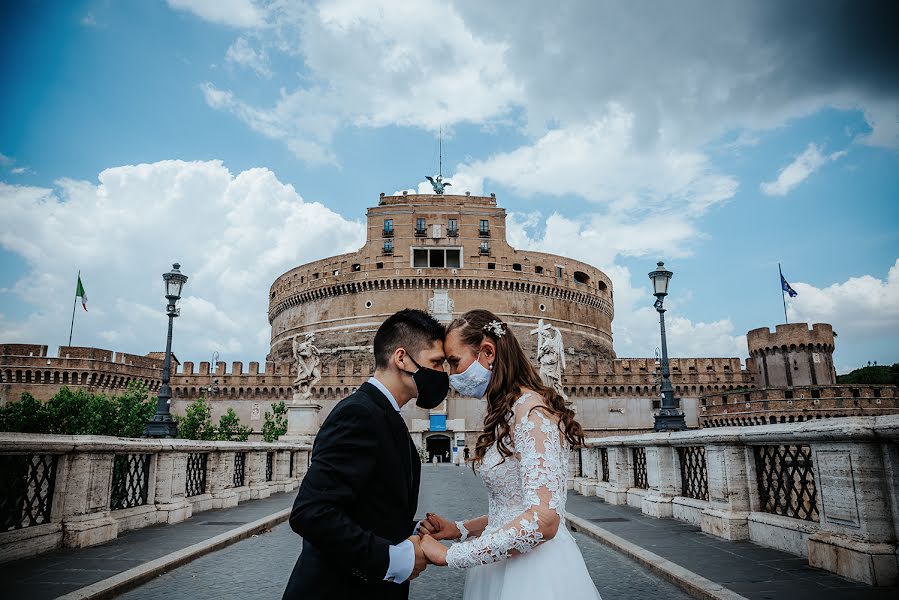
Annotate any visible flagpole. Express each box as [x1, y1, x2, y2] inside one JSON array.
[[68, 270, 79, 346], [779, 263, 789, 324]]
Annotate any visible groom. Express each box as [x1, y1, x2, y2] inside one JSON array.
[[283, 309, 450, 600]]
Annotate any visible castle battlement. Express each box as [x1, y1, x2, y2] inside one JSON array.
[[747, 322, 835, 353]]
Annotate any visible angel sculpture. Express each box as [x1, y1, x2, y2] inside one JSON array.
[[426, 175, 452, 195]]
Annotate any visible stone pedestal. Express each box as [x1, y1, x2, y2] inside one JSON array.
[[57, 452, 119, 548], [603, 447, 632, 505], [806, 441, 898, 585], [154, 452, 193, 524], [281, 400, 322, 445], [642, 447, 679, 518], [247, 451, 272, 499], [701, 445, 751, 540], [208, 452, 239, 510]]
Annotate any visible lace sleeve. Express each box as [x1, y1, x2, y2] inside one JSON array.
[[446, 397, 568, 569]]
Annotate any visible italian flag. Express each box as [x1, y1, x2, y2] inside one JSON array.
[[76, 276, 88, 312]]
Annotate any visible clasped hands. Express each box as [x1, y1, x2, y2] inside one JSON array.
[[406, 512, 457, 579]]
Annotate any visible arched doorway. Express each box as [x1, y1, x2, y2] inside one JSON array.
[[426, 434, 451, 463]]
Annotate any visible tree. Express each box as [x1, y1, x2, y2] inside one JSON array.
[[216, 408, 252, 441], [0, 392, 47, 433], [836, 363, 899, 386], [177, 397, 217, 440], [110, 381, 157, 438], [262, 401, 288, 442]]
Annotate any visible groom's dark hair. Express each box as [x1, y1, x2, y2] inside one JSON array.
[[373, 308, 445, 369]]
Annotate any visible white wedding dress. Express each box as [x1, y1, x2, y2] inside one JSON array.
[[445, 393, 602, 599]]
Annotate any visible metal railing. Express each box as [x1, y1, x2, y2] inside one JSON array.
[[676, 446, 709, 501], [233, 452, 246, 487], [0, 454, 57, 531], [186, 452, 208, 497], [110, 454, 151, 510], [753, 444, 818, 522]]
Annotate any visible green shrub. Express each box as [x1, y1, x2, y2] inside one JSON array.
[[262, 400, 288, 442], [216, 408, 252, 441], [177, 396, 217, 440]]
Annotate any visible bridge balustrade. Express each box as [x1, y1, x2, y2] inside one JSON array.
[[569, 415, 899, 586], [0, 434, 310, 564]]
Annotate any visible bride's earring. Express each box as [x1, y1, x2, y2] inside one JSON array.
[[488, 362, 493, 371]]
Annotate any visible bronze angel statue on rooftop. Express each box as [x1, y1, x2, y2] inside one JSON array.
[[426, 175, 451, 195]]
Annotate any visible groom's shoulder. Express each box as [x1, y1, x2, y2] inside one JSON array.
[[326, 386, 380, 421]]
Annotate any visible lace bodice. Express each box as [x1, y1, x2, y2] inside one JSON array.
[[446, 393, 570, 569]]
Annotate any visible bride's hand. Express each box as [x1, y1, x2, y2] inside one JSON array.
[[418, 512, 459, 541], [420, 534, 448, 566]]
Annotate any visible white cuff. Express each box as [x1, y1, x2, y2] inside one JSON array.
[[455, 520, 469, 542], [384, 539, 415, 583]]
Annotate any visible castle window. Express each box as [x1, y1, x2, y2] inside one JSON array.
[[332, 269, 339, 276], [448, 218, 458, 236], [598, 281, 607, 292], [376, 262, 384, 269], [555, 266, 563, 278], [383, 240, 393, 254], [488, 262, 496, 269], [535, 266, 544, 275], [573, 271, 589, 285], [383, 219, 393, 236], [480, 241, 490, 255], [412, 247, 462, 268], [313, 272, 319, 279], [479, 220, 490, 236], [512, 263, 522, 271], [415, 218, 426, 236], [539, 303, 546, 311], [352, 263, 361, 272]]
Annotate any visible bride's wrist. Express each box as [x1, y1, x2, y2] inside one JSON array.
[[455, 520, 469, 542]]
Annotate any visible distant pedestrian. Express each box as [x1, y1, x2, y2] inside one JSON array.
[[463, 446, 470, 461]]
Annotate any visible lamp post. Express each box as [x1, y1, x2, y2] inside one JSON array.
[[145, 263, 188, 438], [649, 261, 687, 432]]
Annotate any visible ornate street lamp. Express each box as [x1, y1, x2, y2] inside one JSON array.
[[649, 261, 687, 432], [145, 263, 188, 438]]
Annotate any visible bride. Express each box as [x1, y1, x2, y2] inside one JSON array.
[[418, 309, 601, 599]]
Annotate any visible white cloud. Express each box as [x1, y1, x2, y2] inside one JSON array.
[[198, 0, 520, 165], [10, 167, 27, 175], [0, 160, 365, 362], [761, 143, 847, 196], [80, 13, 98, 27], [225, 36, 270, 77], [505, 213, 747, 359], [166, 0, 265, 28], [788, 259, 899, 341], [0, 153, 13, 166]]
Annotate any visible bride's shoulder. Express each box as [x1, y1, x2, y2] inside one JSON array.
[[511, 389, 556, 422]]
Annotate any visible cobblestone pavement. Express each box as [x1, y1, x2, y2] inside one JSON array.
[[120, 465, 691, 600]]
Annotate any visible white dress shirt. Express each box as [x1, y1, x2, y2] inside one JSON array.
[[368, 377, 417, 584]]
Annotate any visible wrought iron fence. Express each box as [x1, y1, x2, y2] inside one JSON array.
[[600, 448, 610, 482], [186, 453, 208, 497], [289, 451, 295, 478], [110, 454, 151, 510], [753, 444, 819, 522], [577, 448, 584, 477], [233, 452, 246, 488], [632, 447, 648, 489], [265, 452, 274, 482], [676, 446, 709, 501], [0, 454, 58, 531]]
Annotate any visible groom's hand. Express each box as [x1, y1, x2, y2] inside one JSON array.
[[407, 535, 429, 581]]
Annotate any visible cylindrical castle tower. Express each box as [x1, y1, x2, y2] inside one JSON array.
[[266, 192, 615, 431], [746, 323, 836, 388]]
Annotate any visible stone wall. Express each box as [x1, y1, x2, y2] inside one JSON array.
[[747, 323, 836, 387]]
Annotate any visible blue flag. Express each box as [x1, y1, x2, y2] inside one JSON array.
[[781, 273, 798, 297]]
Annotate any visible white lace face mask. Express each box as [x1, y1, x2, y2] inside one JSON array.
[[449, 351, 492, 398]]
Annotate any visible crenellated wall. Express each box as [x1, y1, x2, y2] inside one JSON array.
[[747, 323, 836, 387]]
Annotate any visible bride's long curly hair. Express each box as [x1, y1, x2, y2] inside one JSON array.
[[446, 309, 584, 466]]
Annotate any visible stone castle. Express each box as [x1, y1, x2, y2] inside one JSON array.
[[2, 192, 896, 456]]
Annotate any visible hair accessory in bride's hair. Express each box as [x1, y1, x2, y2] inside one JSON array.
[[483, 320, 506, 337]]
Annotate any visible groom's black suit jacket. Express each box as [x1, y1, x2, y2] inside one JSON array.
[[282, 382, 422, 600]]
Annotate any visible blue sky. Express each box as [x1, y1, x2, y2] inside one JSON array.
[[1, 0, 897, 373]]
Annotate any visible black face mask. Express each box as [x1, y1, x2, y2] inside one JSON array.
[[403, 354, 450, 410]]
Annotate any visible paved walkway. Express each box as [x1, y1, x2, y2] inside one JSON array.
[[5, 492, 296, 600], [565, 492, 898, 600], [120, 465, 691, 600]]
